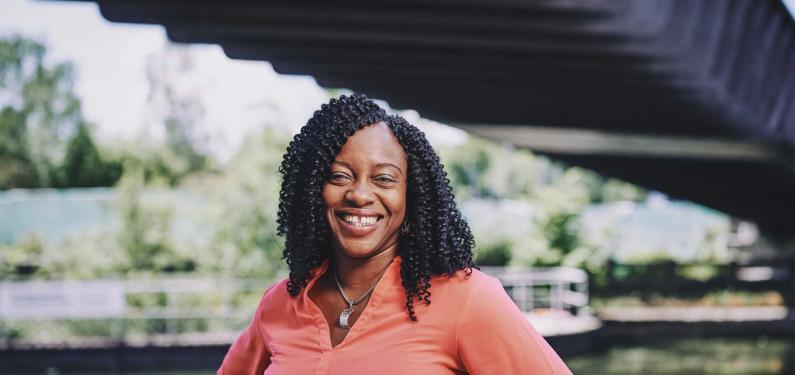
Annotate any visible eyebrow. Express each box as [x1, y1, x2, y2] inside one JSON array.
[[376, 163, 404, 175], [332, 161, 404, 175]]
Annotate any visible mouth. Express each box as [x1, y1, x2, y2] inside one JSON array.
[[334, 212, 385, 236], [337, 213, 383, 228]]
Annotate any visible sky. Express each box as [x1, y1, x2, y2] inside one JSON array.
[[0, 0, 467, 161], [2, 0, 160, 140], [786, 0, 795, 18], [0, 0, 326, 158]]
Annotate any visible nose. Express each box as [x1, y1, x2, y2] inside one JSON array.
[[345, 179, 376, 207]]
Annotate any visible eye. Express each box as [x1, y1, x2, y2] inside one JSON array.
[[329, 172, 351, 183], [374, 175, 397, 184]]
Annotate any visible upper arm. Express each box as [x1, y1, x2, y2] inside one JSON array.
[[217, 289, 274, 375], [456, 276, 572, 375]]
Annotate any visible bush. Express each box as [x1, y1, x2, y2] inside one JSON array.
[[476, 238, 513, 266]]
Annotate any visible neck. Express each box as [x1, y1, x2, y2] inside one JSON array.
[[332, 245, 398, 293]]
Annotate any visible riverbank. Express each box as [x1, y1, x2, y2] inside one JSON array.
[[2, 306, 793, 374], [599, 306, 795, 339]]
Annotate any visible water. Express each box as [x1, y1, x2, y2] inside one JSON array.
[[0, 188, 207, 245], [0, 188, 117, 244], [55, 337, 795, 375], [567, 337, 795, 375]]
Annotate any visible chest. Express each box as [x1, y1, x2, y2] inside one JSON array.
[[307, 279, 373, 348], [262, 301, 462, 375]]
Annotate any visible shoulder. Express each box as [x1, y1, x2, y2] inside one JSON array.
[[432, 267, 503, 291], [450, 271, 574, 374], [256, 278, 292, 314], [429, 267, 505, 305], [463, 268, 504, 294], [433, 268, 521, 323]]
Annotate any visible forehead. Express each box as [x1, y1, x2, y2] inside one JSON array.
[[335, 123, 407, 166]]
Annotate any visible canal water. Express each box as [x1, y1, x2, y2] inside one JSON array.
[[96, 337, 795, 375], [567, 337, 795, 374]]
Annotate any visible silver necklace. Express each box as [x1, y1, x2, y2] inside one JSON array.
[[332, 268, 382, 329]]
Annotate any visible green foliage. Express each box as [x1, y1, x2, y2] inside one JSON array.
[[598, 178, 647, 203], [144, 44, 210, 182], [115, 166, 194, 274], [438, 134, 651, 272], [0, 35, 121, 188], [0, 322, 25, 341], [0, 35, 80, 187], [58, 123, 122, 187], [0, 234, 44, 279], [677, 264, 720, 282], [440, 138, 544, 200], [62, 319, 116, 338], [475, 238, 513, 266], [198, 129, 289, 279], [444, 138, 494, 198], [37, 229, 123, 279], [100, 140, 191, 187], [609, 260, 673, 281], [0, 106, 37, 186], [591, 290, 784, 309], [543, 212, 580, 255], [0, 227, 125, 281]]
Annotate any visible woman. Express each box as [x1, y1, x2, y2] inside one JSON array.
[[218, 94, 572, 374]]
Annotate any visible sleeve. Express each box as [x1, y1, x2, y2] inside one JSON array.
[[217, 290, 272, 375], [456, 276, 573, 375]]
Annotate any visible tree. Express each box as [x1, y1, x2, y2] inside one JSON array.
[[59, 123, 121, 187], [199, 128, 289, 279], [0, 35, 119, 188], [115, 165, 194, 274], [143, 44, 209, 183], [0, 36, 82, 187]]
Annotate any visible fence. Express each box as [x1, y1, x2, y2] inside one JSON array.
[[0, 266, 591, 346], [599, 259, 795, 297], [481, 266, 590, 316], [0, 276, 270, 346]]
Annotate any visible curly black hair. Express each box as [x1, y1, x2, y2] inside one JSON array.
[[276, 93, 476, 321]]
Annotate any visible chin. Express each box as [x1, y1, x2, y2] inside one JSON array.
[[337, 244, 382, 259], [334, 239, 395, 260]]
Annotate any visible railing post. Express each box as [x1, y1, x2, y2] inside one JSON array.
[[576, 278, 588, 316], [166, 290, 177, 336], [553, 281, 564, 310], [527, 273, 534, 312]]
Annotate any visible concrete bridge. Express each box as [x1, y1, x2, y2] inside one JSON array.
[[56, 0, 795, 244]]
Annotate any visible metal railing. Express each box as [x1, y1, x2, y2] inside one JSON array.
[[0, 276, 271, 345], [0, 266, 591, 345], [480, 266, 590, 316]]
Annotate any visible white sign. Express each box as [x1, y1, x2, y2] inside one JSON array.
[[0, 280, 125, 320]]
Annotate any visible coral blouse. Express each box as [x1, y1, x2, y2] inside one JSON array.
[[218, 256, 572, 374]]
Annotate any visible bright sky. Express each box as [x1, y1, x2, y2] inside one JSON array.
[[0, 0, 331, 159], [0, 0, 464, 158], [786, 0, 795, 19], [2, 0, 167, 140]]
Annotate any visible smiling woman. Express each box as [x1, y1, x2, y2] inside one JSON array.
[[323, 123, 407, 262], [217, 94, 572, 374]]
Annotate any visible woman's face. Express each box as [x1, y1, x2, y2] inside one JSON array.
[[323, 122, 408, 261]]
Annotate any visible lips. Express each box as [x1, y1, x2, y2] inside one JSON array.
[[341, 214, 380, 227], [335, 211, 384, 236]]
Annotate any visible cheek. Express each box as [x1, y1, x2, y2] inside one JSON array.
[[390, 189, 408, 219], [321, 184, 336, 209]]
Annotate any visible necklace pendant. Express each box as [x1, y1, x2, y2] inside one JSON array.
[[339, 307, 354, 329]]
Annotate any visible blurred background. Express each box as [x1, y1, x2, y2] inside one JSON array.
[[1, 0, 794, 374]]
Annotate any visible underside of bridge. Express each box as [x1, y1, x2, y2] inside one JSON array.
[[65, 0, 795, 238]]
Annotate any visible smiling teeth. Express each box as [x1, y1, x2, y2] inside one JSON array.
[[343, 215, 378, 227]]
